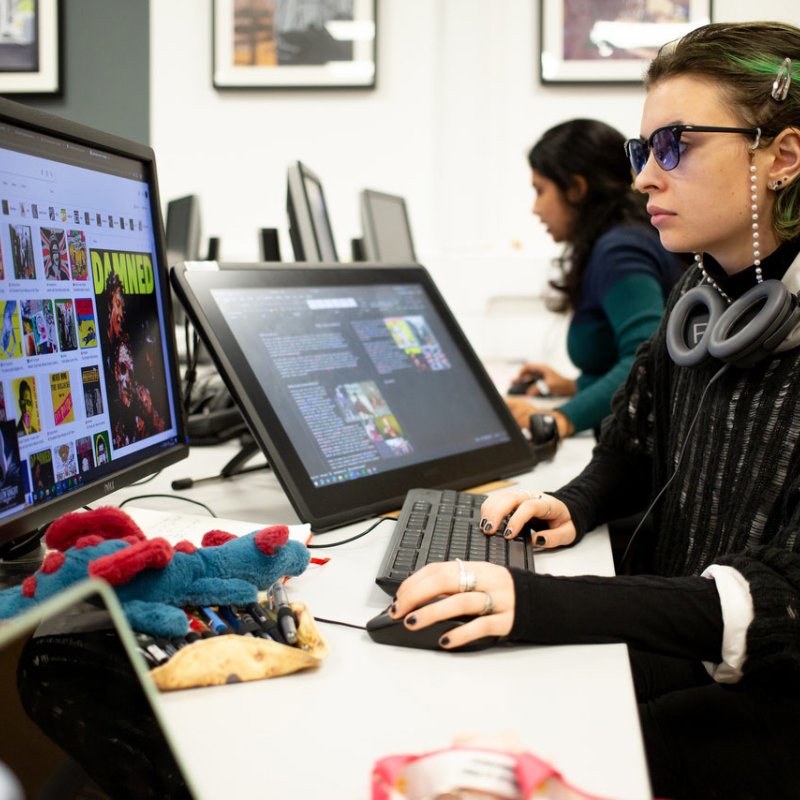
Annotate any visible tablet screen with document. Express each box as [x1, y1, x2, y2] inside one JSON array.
[[171, 263, 538, 531]]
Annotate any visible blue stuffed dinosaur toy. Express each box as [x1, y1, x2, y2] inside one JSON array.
[[0, 506, 310, 637]]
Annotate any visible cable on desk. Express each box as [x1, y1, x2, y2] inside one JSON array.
[[117, 494, 217, 517], [307, 516, 398, 549], [127, 470, 162, 487], [314, 617, 367, 631]]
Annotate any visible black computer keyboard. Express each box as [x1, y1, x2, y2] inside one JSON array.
[[375, 488, 536, 594]]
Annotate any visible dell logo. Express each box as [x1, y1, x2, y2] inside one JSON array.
[[104, 480, 115, 492]]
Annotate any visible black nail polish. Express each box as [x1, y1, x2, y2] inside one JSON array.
[[484, 521, 493, 533], [390, 603, 397, 614], [439, 636, 450, 647], [535, 535, 546, 546], [504, 528, 514, 539], [406, 615, 417, 626], [479, 517, 488, 530]]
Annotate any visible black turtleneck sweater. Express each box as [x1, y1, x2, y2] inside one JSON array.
[[509, 239, 800, 681]]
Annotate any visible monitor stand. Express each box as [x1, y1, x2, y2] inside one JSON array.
[[170, 435, 269, 491], [0, 529, 47, 590]]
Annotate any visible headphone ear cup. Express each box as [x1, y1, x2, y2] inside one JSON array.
[[708, 280, 799, 367], [667, 285, 727, 367]]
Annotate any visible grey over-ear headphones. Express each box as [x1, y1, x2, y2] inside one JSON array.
[[666, 279, 800, 368]]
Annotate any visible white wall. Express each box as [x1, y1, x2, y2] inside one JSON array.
[[150, 0, 800, 363]]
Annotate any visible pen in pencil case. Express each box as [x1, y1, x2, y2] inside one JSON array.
[[198, 605, 233, 635], [218, 605, 269, 638], [269, 580, 299, 646], [245, 601, 287, 645], [136, 633, 170, 667], [185, 610, 215, 638], [154, 635, 180, 657]]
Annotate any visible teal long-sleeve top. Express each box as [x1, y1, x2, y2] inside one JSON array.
[[557, 225, 683, 433]]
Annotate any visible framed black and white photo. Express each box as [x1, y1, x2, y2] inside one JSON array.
[[213, 0, 376, 90], [0, 0, 60, 95], [539, 0, 712, 85]]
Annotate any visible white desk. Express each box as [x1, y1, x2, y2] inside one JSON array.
[[109, 436, 652, 799]]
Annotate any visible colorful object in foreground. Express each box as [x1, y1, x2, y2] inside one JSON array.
[[372, 744, 611, 800]]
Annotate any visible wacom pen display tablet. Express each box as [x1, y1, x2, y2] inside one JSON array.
[[171, 264, 538, 531]]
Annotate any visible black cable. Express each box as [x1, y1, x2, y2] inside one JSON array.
[[182, 318, 200, 416], [619, 363, 730, 569], [127, 470, 162, 487], [307, 516, 398, 549], [313, 617, 367, 631], [117, 494, 217, 517], [171, 463, 267, 491]]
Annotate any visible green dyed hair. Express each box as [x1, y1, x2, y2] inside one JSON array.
[[646, 21, 800, 241]]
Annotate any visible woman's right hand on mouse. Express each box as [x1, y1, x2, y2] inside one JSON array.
[[390, 560, 516, 650]]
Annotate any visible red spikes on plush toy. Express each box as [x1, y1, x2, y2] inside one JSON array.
[[45, 506, 147, 551]]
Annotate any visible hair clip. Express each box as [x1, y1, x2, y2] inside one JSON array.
[[771, 57, 792, 102]]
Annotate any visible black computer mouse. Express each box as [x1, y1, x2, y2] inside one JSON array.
[[508, 371, 552, 397], [366, 597, 500, 652], [507, 372, 541, 396]]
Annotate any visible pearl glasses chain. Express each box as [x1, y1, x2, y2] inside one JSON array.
[[695, 151, 764, 304]]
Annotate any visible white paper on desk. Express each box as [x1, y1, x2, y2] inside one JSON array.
[[124, 507, 311, 547]]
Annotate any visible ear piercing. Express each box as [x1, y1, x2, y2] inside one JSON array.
[[770, 178, 786, 191]]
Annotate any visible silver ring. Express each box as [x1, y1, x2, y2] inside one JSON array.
[[456, 558, 477, 593], [479, 592, 494, 616], [525, 490, 552, 518]]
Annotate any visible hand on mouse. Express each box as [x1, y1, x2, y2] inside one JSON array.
[[511, 363, 576, 398], [504, 398, 574, 438], [479, 489, 576, 549], [390, 561, 515, 650]]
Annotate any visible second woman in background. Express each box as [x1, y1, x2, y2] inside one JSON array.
[[507, 119, 684, 437]]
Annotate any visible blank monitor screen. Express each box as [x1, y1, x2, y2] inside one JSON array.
[[286, 161, 338, 263], [360, 189, 416, 262], [0, 98, 186, 553], [171, 263, 537, 531]]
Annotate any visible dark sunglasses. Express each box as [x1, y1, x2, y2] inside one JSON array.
[[624, 125, 761, 175]]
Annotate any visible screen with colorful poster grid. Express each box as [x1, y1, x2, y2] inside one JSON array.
[[0, 98, 187, 555]]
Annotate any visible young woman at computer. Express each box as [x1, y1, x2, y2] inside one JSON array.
[[505, 119, 684, 438], [391, 21, 800, 799]]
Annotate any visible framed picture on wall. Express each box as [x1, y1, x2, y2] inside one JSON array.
[[539, 0, 712, 85], [213, 0, 377, 90], [0, 0, 60, 95]]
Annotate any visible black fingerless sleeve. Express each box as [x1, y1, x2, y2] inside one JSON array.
[[508, 569, 724, 663]]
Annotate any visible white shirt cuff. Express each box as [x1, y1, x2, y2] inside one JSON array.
[[701, 565, 754, 684]]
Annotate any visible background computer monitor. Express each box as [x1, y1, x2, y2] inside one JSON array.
[[164, 194, 203, 327], [164, 194, 202, 267], [0, 98, 187, 573], [360, 189, 417, 263], [286, 160, 338, 262]]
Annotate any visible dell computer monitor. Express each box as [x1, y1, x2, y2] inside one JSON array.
[[286, 160, 338, 262], [360, 189, 417, 262], [0, 98, 188, 566], [165, 194, 202, 268]]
